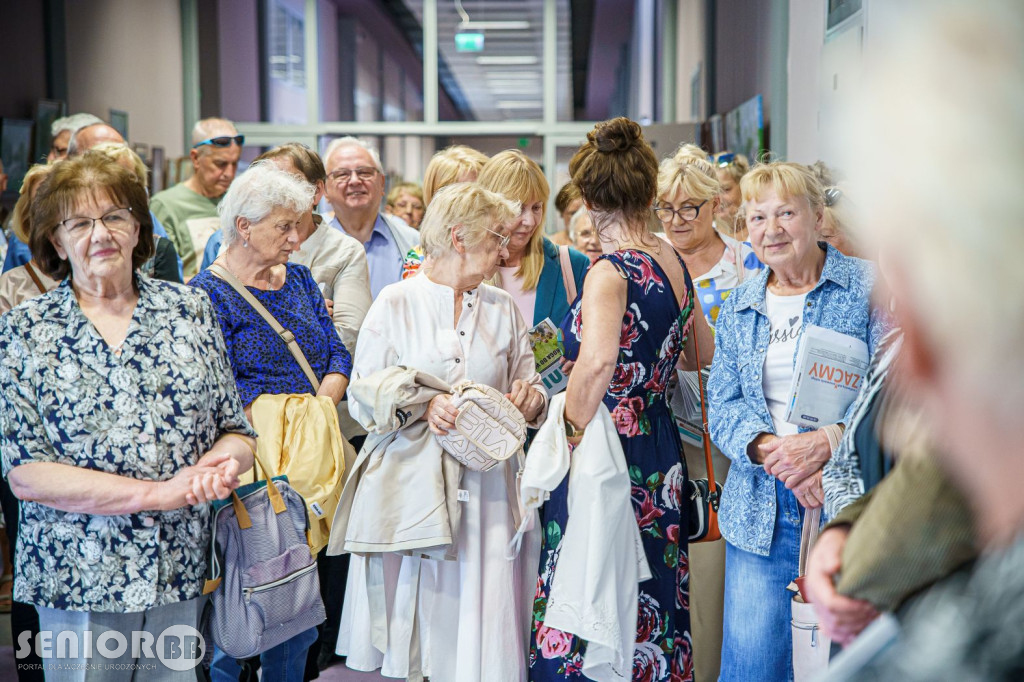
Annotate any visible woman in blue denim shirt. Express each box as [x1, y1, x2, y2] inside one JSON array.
[[706, 162, 888, 681]]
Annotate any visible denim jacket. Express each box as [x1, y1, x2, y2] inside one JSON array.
[[707, 244, 889, 556]]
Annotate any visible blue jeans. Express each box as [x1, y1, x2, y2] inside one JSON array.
[[210, 626, 317, 682], [719, 478, 803, 682]]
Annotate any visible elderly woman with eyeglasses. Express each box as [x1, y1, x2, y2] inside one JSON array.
[[706, 161, 888, 681], [653, 143, 764, 681], [337, 182, 545, 680], [0, 153, 256, 678], [189, 162, 352, 681]]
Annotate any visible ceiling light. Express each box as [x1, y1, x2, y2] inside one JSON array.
[[485, 72, 539, 80], [476, 56, 539, 66], [459, 21, 530, 30]]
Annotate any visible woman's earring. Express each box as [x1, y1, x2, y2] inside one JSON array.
[[243, 239, 249, 248]]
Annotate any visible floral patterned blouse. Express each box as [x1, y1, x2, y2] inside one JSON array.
[[0, 275, 255, 612]]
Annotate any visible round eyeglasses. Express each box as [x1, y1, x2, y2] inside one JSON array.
[[653, 199, 708, 224]]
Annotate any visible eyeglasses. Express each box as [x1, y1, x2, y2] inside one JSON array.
[[192, 135, 245, 149], [394, 200, 424, 212], [59, 207, 134, 238], [483, 226, 511, 250], [710, 152, 736, 167], [653, 199, 708, 224], [329, 167, 379, 183]]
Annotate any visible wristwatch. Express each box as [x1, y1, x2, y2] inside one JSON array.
[[564, 417, 584, 439]]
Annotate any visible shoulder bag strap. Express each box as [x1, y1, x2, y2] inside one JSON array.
[[689, 305, 717, 504], [24, 261, 48, 295], [798, 506, 822, 577], [208, 264, 321, 392], [662, 253, 718, 502], [558, 245, 578, 306]]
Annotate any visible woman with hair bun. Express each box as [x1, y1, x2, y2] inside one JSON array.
[[530, 118, 714, 681]]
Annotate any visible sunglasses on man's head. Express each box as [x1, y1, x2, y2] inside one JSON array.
[[192, 135, 245, 149], [710, 152, 736, 167]]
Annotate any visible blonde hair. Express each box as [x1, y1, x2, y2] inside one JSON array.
[[91, 142, 149, 190], [658, 143, 720, 203], [418, 182, 519, 258], [476, 149, 550, 290], [741, 161, 825, 214], [11, 164, 56, 243], [386, 182, 424, 207], [711, 151, 750, 184], [422, 145, 489, 205]]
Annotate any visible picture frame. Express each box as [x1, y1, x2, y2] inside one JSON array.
[[109, 109, 129, 139], [150, 146, 165, 193], [131, 142, 151, 165], [1, 118, 35, 199], [34, 99, 66, 163]]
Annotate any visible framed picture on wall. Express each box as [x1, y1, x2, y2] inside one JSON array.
[[151, 146, 165, 193], [827, 0, 863, 33], [1, 118, 35, 200], [109, 109, 129, 139], [34, 99, 66, 163]]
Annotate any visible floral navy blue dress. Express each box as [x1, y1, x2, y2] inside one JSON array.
[[530, 249, 696, 682]]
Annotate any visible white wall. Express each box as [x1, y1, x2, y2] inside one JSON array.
[[786, 0, 826, 163], [65, 0, 184, 155], [675, 0, 706, 122]]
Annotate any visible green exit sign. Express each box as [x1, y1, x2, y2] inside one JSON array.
[[455, 33, 485, 52]]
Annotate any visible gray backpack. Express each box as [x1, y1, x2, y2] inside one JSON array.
[[203, 473, 326, 659]]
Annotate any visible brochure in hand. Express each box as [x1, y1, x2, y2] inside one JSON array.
[[528, 318, 569, 397], [784, 324, 870, 429]]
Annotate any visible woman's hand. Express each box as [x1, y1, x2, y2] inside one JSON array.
[[791, 470, 824, 508], [159, 456, 241, 509], [759, 430, 832, 487], [507, 379, 545, 422], [560, 358, 575, 375], [803, 525, 880, 644], [425, 393, 459, 435]]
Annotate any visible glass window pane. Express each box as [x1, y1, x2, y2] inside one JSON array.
[[317, 0, 424, 122]]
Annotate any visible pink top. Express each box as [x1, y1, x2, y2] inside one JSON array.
[[497, 266, 536, 326]]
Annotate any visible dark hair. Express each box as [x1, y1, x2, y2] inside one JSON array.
[[30, 152, 155, 280], [569, 117, 658, 227], [554, 182, 580, 214], [253, 143, 327, 185]]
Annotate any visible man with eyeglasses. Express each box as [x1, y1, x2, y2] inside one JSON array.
[[323, 136, 418, 299], [151, 117, 242, 279], [2, 121, 182, 281]]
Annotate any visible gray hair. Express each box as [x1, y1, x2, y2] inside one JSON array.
[[419, 182, 519, 258], [219, 162, 314, 246], [323, 136, 383, 172], [51, 113, 103, 137], [568, 206, 590, 241], [855, 0, 1024, 418]]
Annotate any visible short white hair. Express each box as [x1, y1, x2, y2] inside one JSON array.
[[51, 113, 103, 137], [568, 206, 590, 241], [854, 0, 1024, 418], [323, 136, 383, 172], [219, 162, 314, 246], [191, 117, 238, 146]]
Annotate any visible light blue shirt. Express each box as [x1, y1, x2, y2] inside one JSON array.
[[330, 214, 401, 299]]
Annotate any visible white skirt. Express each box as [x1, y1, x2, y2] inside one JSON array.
[[337, 463, 542, 681]]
